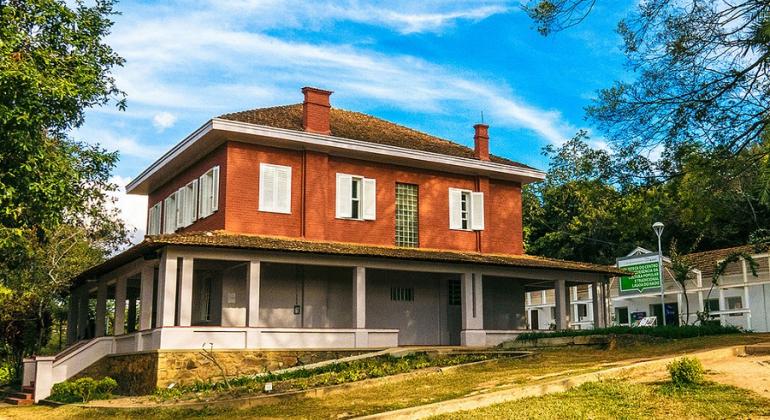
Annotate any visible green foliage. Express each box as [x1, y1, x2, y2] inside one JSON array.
[[49, 376, 118, 403], [154, 352, 494, 401], [515, 323, 742, 341], [0, 362, 12, 386], [0, 0, 129, 381], [667, 357, 705, 387]]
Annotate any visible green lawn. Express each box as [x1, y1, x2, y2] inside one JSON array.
[[435, 380, 770, 420], [1, 334, 767, 419]]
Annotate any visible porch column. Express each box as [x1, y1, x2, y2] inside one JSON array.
[[178, 257, 194, 326], [77, 286, 89, 340], [114, 276, 127, 335], [352, 267, 367, 347], [139, 264, 154, 330], [591, 280, 606, 328], [554, 279, 569, 330], [67, 290, 78, 345], [95, 280, 107, 337], [156, 251, 179, 327], [247, 260, 261, 327], [461, 272, 484, 346], [591, 281, 601, 328]]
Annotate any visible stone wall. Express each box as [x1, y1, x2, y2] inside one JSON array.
[[73, 349, 368, 395], [74, 352, 158, 395]]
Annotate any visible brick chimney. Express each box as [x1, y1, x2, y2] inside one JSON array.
[[474, 124, 490, 161], [302, 86, 333, 135]]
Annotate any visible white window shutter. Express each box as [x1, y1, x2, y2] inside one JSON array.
[[448, 188, 462, 230], [190, 179, 199, 223], [471, 192, 485, 230], [163, 195, 176, 234], [176, 189, 184, 228], [276, 165, 292, 213], [362, 178, 376, 220], [259, 164, 276, 212], [198, 174, 208, 217], [211, 166, 220, 212], [336, 173, 353, 218]]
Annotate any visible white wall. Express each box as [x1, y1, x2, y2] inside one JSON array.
[[365, 269, 454, 345]]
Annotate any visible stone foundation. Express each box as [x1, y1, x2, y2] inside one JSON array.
[[73, 349, 369, 395]]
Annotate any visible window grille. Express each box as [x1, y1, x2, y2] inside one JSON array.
[[448, 279, 461, 306], [395, 183, 418, 247], [390, 287, 414, 302]]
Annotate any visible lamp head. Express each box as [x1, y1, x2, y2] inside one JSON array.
[[652, 221, 664, 237]]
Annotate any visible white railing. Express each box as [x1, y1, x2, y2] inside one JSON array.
[[24, 326, 399, 402]]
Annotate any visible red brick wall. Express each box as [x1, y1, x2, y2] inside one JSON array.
[[223, 142, 304, 237], [147, 140, 524, 254], [147, 145, 227, 233]]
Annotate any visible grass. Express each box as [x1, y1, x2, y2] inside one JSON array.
[[153, 352, 497, 402], [434, 380, 770, 419], [515, 323, 742, 340], [0, 334, 766, 419]]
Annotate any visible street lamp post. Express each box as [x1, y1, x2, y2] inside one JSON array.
[[653, 222, 666, 326]]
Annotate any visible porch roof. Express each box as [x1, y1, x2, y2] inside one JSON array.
[[75, 231, 628, 284]]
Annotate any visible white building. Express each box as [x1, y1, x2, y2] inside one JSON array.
[[525, 244, 770, 331]]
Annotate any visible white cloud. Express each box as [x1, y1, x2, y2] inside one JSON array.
[[73, 126, 168, 159], [108, 175, 148, 244], [104, 8, 576, 146], [207, 1, 512, 34], [152, 111, 177, 131]]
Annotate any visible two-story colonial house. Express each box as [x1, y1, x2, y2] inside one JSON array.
[[21, 87, 624, 401]]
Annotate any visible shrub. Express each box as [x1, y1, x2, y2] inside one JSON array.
[[0, 363, 12, 386], [515, 323, 742, 341], [667, 357, 705, 387], [49, 376, 118, 403]]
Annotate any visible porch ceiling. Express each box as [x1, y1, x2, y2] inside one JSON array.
[[73, 231, 628, 286]]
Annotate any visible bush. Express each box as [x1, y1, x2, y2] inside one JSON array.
[[0, 363, 12, 386], [49, 376, 118, 403], [667, 357, 705, 387], [515, 323, 742, 341]]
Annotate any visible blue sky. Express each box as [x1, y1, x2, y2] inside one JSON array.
[[77, 1, 635, 240]]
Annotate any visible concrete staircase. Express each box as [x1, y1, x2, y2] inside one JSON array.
[[3, 383, 34, 406]]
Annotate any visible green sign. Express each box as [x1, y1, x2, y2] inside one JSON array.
[[619, 261, 661, 292]]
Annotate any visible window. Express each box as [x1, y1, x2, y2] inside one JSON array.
[[727, 296, 743, 311], [351, 177, 361, 219], [704, 298, 720, 312], [259, 163, 292, 213], [198, 166, 220, 218], [148, 203, 162, 235], [448, 188, 484, 231], [390, 287, 414, 302], [448, 278, 461, 306], [615, 307, 629, 325], [460, 191, 470, 229], [395, 183, 418, 247], [178, 180, 198, 228], [577, 303, 588, 319], [163, 192, 179, 234], [336, 173, 376, 220]]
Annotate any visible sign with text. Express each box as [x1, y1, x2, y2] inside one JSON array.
[[619, 260, 661, 292]]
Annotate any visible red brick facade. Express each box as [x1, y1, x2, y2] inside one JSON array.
[[147, 140, 524, 255]]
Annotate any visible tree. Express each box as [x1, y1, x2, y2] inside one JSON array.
[[524, 131, 658, 264], [0, 0, 126, 257], [525, 0, 770, 181], [0, 0, 129, 377]]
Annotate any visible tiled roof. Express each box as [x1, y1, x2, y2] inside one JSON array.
[[75, 231, 626, 283], [683, 243, 770, 278], [218, 104, 534, 169]]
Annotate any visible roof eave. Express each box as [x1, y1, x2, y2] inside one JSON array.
[[126, 118, 546, 195]]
